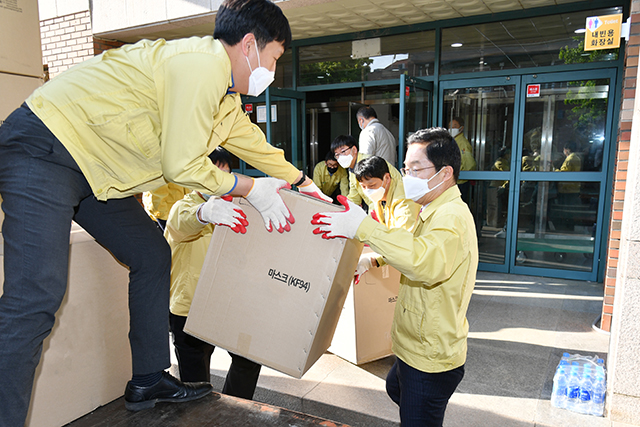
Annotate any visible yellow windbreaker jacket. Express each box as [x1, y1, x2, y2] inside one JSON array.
[[347, 153, 405, 208], [355, 186, 478, 373], [26, 37, 300, 201], [312, 161, 349, 197], [143, 183, 190, 222], [164, 191, 213, 317], [454, 133, 477, 185]]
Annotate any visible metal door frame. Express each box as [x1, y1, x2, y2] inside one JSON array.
[[302, 77, 434, 171], [400, 76, 434, 167], [439, 76, 523, 273], [240, 87, 306, 176]]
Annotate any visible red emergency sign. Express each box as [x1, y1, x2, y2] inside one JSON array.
[[527, 84, 540, 97], [245, 103, 253, 113]]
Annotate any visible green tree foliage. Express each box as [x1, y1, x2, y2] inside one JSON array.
[[559, 37, 617, 140], [300, 58, 372, 86]]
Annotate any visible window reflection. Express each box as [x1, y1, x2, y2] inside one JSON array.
[[461, 180, 508, 265], [516, 181, 599, 272], [443, 85, 515, 172], [298, 32, 435, 86], [440, 7, 621, 75], [522, 79, 609, 172]]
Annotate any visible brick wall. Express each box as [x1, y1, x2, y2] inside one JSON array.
[[602, 1, 640, 332], [39, 11, 94, 79]]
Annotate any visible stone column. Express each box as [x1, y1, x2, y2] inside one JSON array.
[[608, 57, 640, 423]]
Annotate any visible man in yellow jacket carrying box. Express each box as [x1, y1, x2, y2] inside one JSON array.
[[0, 0, 330, 424], [165, 147, 261, 399], [312, 128, 479, 427]]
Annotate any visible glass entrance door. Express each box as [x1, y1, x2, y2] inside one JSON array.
[[401, 76, 432, 165], [440, 69, 616, 281], [440, 77, 521, 272], [305, 77, 433, 173], [512, 70, 616, 281], [239, 87, 305, 176]]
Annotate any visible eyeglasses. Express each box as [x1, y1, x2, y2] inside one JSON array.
[[401, 165, 435, 177], [334, 147, 352, 158]]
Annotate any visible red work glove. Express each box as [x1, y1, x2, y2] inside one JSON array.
[[198, 197, 249, 234], [298, 180, 333, 203], [311, 195, 367, 239], [245, 177, 294, 233]]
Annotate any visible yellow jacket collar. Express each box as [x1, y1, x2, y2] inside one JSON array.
[[419, 185, 461, 221]]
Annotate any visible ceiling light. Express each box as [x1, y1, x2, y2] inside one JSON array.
[[451, 43, 463, 48], [574, 28, 586, 34]]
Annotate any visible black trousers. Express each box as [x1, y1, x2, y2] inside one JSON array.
[[169, 313, 261, 400], [0, 105, 171, 426]]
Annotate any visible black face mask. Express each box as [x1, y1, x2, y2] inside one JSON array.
[[327, 166, 338, 175]]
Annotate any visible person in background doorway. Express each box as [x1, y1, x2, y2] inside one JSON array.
[[331, 135, 404, 210], [311, 127, 478, 427], [312, 151, 349, 204], [555, 141, 582, 231], [165, 147, 261, 399], [357, 106, 397, 165], [0, 0, 330, 424], [352, 155, 420, 283], [489, 147, 510, 235], [448, 117, 477, 202]]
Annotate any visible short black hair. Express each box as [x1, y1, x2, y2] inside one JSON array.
[[451, 116, 465, 127], [325, 151, 336, 162], [209, 146, 232, 169], [331, 135, 357, 153], [408, 128, 461, 180], [354, 156, 389, 182], [214, 0, 292, 50], [356, 106, 377, 120], [564, 141, 577, 153]]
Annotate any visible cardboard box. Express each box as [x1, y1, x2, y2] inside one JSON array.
[[0, 0, 43, 77], [0, 223, 131, 427], [0, 71, 41, 124], [329, 246, 400, 365], [185, 189, 363, 378]]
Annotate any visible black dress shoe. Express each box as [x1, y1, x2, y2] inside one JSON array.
[[124, 371, 212, 411]]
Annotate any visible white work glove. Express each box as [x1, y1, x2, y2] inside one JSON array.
[[298, 179, 333, 203], [198, 196, 249, 234], [245, 177, 294, 233], [311, 195, 367, 239], [354, 252, 378, 285]]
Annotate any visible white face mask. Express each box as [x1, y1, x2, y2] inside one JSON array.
[[449, 128, 461, 138], [337, 153, 353, 169], [363, 186, 385, 204], [245, 40, 275, 97], [402, 168, 444, 202]]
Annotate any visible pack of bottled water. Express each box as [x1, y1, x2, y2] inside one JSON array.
[[551, 352, 606, 416]]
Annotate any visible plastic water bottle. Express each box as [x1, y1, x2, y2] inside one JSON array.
[[566, 368, 581, 411], [551, 366, 568, 408], [578, 366, 593, 414], [591, 373, 606, 416]]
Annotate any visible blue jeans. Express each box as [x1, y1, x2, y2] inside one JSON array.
[[0, 105, 172, 426], [386, 358, 464, 427]]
